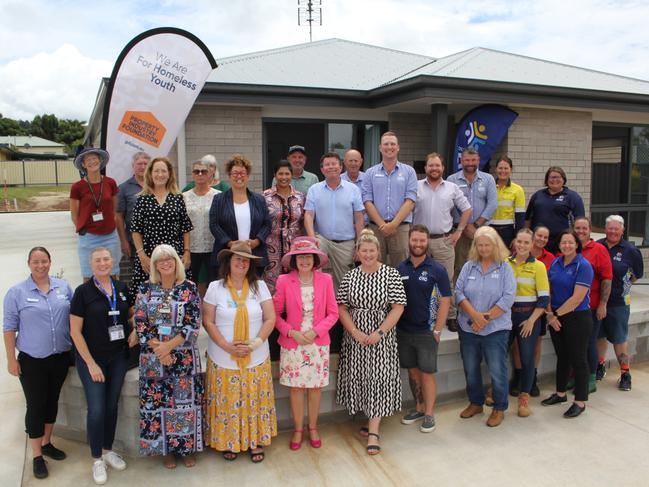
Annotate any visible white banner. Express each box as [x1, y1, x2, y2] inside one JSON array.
[[103, 28, 217, 185]]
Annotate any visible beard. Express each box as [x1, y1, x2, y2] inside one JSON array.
[[409, 246, 427, 257]]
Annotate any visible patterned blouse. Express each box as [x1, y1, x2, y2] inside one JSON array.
[[183, 188, 220, 253]]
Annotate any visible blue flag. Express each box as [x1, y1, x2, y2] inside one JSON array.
[[452, 104, 518, 171]]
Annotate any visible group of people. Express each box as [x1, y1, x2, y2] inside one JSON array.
[[3, 131, 645, 483]]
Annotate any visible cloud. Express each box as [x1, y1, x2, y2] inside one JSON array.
[[0, 44, 112, 120]]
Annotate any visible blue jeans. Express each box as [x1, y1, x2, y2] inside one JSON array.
[[76, 352, 128, 458], [511, 310, 541, 393], [459, 329, 509, 411]]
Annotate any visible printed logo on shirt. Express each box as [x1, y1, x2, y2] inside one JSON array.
[[491, 273, 500, 278], [614, 252, 623, 262], [418, 270, 429, 282], [556, 195, 565, 202]]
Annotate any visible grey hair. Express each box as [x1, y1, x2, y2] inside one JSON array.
[[200, 154, 219, 178], [131, 151, 151, 164], [149, 244, 186, 284], [605, 214, 625, 228]]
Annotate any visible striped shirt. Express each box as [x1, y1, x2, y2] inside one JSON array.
[[507, 255, 550, 308], [492, 180, 526, 226]]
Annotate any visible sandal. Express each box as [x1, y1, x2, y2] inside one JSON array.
[[250, 448, 265, 463], [308, 427, 322, 448], [182, 454, 196, 468], [366, 433, 381, 456], [222, 451, 238, 461], [163, 454, 177, 469], [290, 429, 304, 450], [359, 426, 369, 438]]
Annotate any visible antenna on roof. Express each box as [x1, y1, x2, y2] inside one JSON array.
[[298, 0, 322, 42]]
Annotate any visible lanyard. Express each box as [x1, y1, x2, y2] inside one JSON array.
[[86, 176, 104, 211], [93, 277, 118, 325]]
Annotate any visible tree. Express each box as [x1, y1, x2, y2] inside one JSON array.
[[0, 113, 27, 136]]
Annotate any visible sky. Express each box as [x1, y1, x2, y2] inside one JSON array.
[[2, 0, 649, 122]]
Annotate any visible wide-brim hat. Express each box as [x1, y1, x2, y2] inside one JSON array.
[[281, 236, 329, 270], [74, 148, 110, 172], [217, 241, 261, 263]]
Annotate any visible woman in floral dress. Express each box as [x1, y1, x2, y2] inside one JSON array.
[[262, 160, 305, 293], [273, 237, 338, 450], [135, 245, 203, 469]]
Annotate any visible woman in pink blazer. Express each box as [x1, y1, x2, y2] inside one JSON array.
[[273, 236, 338, 450]]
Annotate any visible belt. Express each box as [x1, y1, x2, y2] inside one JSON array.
[[372, 221, 410, 226], [512, 304, 535, 313], [330, 239, 352, 244], [429, 231, 452, 239], [490, 223, 514, 228]]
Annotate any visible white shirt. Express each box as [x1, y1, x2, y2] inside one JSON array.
[[183, 188, 219, 253], [234, 201, 252, 241], [204, 279, 272, 369]]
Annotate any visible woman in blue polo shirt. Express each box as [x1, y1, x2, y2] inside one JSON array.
[[3, 247, 72, 480], [542, 230, 594, 418], [524, 166, 585, 254]]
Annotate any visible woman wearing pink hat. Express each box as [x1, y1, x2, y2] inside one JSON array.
[[273, 236, 338, 450]]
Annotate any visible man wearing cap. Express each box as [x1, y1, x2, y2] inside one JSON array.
[[447, 147, 497, 281], [273, 145, 319, 195], [116, 151, 150, 261], [396, 224, 452, 433], [362, 131, 418, 266], [341, 149, 368, 226], [413, 153, 472, 329], [304, 152, 364, 290]]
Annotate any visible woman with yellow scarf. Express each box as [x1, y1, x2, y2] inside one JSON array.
[[202, 241, 277, 463]]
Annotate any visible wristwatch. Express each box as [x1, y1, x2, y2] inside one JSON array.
[[433, 329, 442, 336]]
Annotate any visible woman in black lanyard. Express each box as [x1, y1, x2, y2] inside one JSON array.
[[70, 247, 137, 485], [69, 148, 121, 281]]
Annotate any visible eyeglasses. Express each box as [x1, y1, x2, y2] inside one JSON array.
[[230, 171, 248, 178], [192, 169, 209, 175]]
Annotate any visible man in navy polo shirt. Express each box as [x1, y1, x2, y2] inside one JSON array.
[[596, 215, 644, 391], [396, 224, 452, 433]]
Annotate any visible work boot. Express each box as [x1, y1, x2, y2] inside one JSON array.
[[460, 403, 484, 418], [517, 392, 531, 417], [486, 410, 504, 427]]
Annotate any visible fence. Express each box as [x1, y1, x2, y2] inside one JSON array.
[[0, 159, 79, 186]]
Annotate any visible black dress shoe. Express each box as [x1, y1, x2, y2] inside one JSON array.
[[41, 443, 66, 460], [563, 403, 586, 418], [33, 456, 48, 479], [541, 393, 567, 406]]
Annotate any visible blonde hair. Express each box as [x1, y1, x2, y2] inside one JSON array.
[[141, 157, 180, 195], [149, 244, 186, 284], [468, 226, 511, 263], [89, 246, 112, 264], [355, 228, 381, 253]]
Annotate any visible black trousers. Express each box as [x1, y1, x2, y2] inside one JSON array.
[[18, 351, 70, 438], [549, 310, 592, 401]]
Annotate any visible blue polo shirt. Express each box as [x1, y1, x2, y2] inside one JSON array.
[[597, 238, 644, 307], [397, 256, 452, 334], [548, 254, 593, 311], [525, 187, 585, 239], [305, 179, 363, 240], [361, 161, 418, 223]]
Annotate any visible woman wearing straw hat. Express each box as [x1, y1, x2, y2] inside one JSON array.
[[273, 236, 338, 450], [69, 148, 121, 281], [202, 242, 277, 463]]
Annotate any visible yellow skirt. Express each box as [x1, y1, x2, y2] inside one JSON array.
[[204, 357, 278, 452]]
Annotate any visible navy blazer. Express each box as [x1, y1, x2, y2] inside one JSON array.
[[209, 189, 272, 267]]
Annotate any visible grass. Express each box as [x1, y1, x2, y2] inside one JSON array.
[[1, 184, 70, 211]]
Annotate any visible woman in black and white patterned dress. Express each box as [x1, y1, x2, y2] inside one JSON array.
[[130, 157, 193, 295], [336, 228, 406, 456]]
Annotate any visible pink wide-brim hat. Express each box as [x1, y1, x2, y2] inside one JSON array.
[[281, 236, 329, 270]]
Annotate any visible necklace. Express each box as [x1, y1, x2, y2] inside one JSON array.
[[298, 274, 313, 285]]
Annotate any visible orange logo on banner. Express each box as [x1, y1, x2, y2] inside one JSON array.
[[118, 111, 166, 148]]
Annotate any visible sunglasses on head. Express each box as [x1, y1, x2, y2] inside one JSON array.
[[192, 169, 209, 175]]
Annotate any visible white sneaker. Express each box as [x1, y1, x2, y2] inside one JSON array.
[[92, 459, 107, 485], [103, 451, 127, 471]]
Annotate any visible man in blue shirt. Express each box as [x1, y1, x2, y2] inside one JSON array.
[[596, 215, 644, 391], [305, 152, 364, 290], [362, 131, 418, 266], [396, 225, 452, 433], [447, 147, 497, 284]]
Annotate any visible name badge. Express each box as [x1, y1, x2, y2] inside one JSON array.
[[401, 276, 409, 280], [27, 298, 39, 302], [108, 310, 120, 316], [92, 212, 104, 222], [56, 294, 68, 300], [160, 305, 171, 314], [468, 276, 476, 280], [108, 324, 125, 341], [159, 325, 172, 336], [491, 273, 500, 278]]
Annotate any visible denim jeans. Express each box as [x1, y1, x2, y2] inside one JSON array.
[[459, 329, 509, 411], [76, 352, 128, 458], [510, 310, 541, 393]]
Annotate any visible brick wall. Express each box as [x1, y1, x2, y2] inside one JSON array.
[[388, 112, 433, 166], [503, 107, 593, 210], [180, 105, 264, 191]]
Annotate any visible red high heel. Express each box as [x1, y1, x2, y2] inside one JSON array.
[[289, 430, 304, 450], [308, 427, 322, 448]]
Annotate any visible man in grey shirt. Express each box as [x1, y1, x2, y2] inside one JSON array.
[[447, 147, 497, 282], [116, 151, 150, 259]]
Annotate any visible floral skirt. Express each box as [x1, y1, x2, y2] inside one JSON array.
[[279, 344, 329, 388], [204, 358, 277, 452]]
